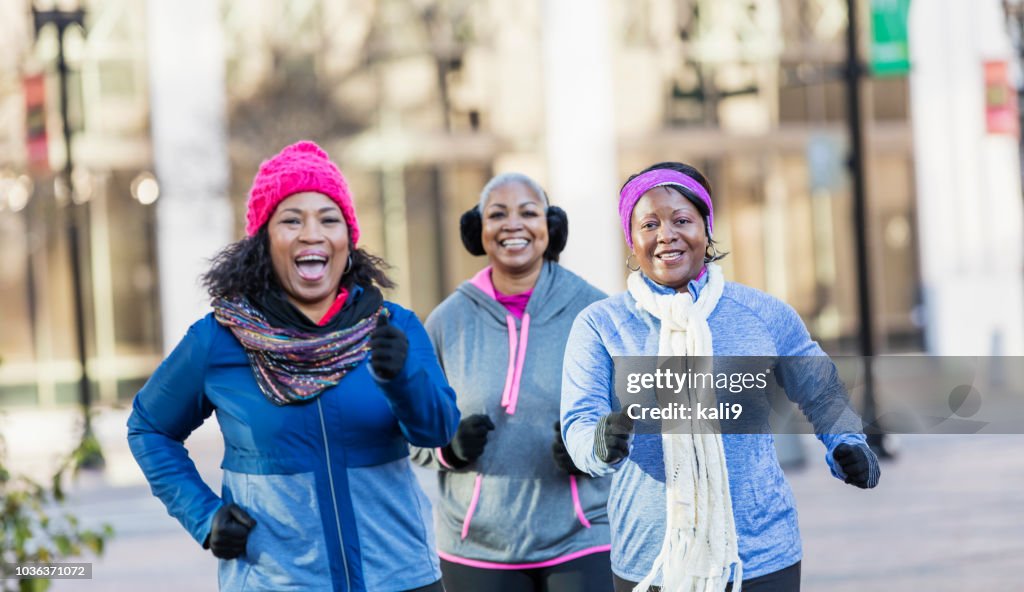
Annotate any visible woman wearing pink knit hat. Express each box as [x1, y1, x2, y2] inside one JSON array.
[[128, 140, 460, 591]]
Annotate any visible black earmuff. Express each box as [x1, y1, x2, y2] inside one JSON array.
[[544, 206, 568, 261], [459, 206, 486, 256], [459, 204, 570, 261]]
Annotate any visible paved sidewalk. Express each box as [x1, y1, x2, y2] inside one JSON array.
[[1, 407, 1021, 591], [788, 434, 1024, 590]]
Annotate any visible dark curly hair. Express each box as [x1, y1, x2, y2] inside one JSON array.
[[201, 226, 395, 301], [623, 161, 728, 263]]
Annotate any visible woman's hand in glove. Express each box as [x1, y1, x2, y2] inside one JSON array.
[[442, 414, 495, 468], [833, 443, 881, 489], [206, 503, 257, 559], [552, 421, 587, 476], [594, 411, 634, 464], [370, 312, 409, 381]]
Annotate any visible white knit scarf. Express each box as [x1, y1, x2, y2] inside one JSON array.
[[627, 263, 742, 592]]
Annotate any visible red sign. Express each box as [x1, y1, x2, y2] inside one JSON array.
[[24, 73, 49, 172], [984, 60, 1019, 137]]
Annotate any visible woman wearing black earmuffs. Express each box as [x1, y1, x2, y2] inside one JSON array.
[[412, 173, 613, 591]]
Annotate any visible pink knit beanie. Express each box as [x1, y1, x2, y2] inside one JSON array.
[[245, 140, 360, 245]]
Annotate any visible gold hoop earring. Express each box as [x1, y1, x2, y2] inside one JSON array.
[[704, 243, 720, 263], [625, 253, 641, 272]]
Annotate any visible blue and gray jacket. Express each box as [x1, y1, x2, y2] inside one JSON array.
[[127, 302, 460, 592], [561, 272, 869, 584]]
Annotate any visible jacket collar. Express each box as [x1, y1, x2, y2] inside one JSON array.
[[639, 265, 709, 300]]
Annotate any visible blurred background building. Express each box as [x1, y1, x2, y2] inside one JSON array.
[[1, 0, 1022, 408]]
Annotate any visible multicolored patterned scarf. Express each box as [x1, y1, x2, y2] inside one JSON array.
[[212, 296, 381, 406]]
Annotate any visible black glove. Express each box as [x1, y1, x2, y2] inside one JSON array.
[[442, 414, 495, 468], [370, 312, 409, 381], [833, 443, 881, 489], [206, 503, 257, 559], [552, 421, 587, 476], [594, 411, 633, 464]]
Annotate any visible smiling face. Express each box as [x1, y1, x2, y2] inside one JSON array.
[[267, 192, 350, 321], [630, 186, 708, 292], [481, 181, 549, 278]]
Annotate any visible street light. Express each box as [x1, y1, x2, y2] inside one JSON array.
[[31, 2, 104, 469], [130, 171, 160, 205], [844, 0, 892, 458]]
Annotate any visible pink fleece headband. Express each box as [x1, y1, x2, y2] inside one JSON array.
[[245, 140, 360, 245], [618, 169, 714, 249]]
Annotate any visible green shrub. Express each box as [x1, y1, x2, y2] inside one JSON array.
[[0, 432, 114, 592]]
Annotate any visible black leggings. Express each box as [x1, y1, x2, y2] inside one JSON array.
[[441, 551, 614, 592], [407, 579, 444, 592], [613, 561, 800, 592]]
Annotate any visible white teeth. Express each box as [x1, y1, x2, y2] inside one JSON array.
[[658, 252, 683, 261], [501, 239, 528, 247], [296, 255, 327, 263]]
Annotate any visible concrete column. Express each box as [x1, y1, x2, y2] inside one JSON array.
[[909, 0, 1024, 355], [541, 0, 622, 294], [146, 0, 233, 351]]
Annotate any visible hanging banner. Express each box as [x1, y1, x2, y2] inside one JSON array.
[[807, 133, 844, 194], [870, 0, 911, 77], [24, 73, 49, 173], [984, 60, 1019, 137]]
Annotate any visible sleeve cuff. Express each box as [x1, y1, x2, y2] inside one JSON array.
[[436, 446, 455, 470], [366, 364, 391, 384]]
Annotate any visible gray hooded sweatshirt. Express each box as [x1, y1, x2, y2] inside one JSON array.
[[413, 261, 610, 567]]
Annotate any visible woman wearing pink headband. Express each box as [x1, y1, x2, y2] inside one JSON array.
[[560, 162, 879, 592]]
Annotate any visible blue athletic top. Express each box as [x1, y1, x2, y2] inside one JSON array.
[[560, 272, 867, 583]]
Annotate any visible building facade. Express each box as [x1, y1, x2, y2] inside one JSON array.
[[0, 0, 1020, 406]]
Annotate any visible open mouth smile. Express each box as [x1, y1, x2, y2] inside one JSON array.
[[655, 250, 685, 263], [295, 251, 329, 281], [499, 238, 530, 250]]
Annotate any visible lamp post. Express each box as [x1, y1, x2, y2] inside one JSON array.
[[844, 0, 892, 458], [1002, 0, 1024, 167], [32, 4, 104, 469]]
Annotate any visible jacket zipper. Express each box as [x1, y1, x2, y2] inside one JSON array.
[[318, 399, 352, 590]]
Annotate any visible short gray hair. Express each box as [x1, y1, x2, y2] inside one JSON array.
[[479, 172, 549, 211]]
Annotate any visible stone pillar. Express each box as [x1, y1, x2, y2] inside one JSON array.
[[541, 0, 623, 294], [909, 0, 1024, 355], [146, 0, 233, 350]]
